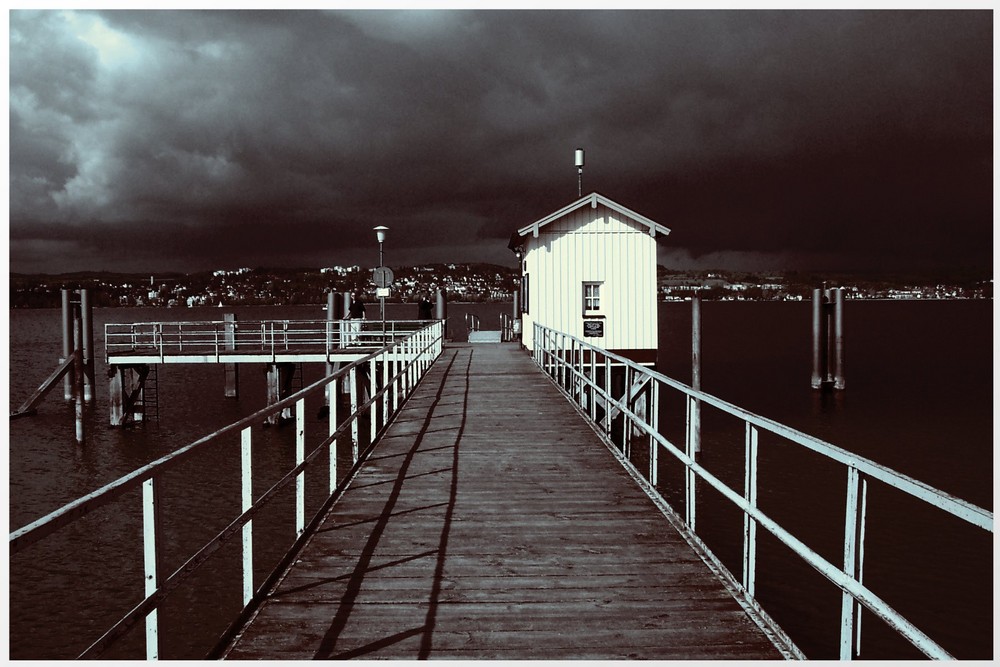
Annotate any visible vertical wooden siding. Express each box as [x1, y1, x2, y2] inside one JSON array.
[[520, 203, 657, 352]]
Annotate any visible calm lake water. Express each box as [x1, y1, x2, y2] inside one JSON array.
[[6, 300, 992, 659]]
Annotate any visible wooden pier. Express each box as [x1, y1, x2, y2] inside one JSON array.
[[220, 343, 787, 660]]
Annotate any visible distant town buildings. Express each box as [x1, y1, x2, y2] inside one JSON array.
[[7, 266, 991, 309]]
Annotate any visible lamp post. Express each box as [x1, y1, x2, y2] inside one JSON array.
[[373, 226, 389, 344]]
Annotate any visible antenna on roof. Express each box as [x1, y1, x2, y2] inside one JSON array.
[[575, 148, 585, 197]]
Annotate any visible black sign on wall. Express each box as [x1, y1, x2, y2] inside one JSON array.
[[583, 319, 605, 337]]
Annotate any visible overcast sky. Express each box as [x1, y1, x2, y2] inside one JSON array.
[[7, 7, 994, 275]]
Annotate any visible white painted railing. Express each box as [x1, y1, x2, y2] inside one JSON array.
[[10, 321, 443, 659], [105, 319, 433, 361], [533, 323, 992, 660]]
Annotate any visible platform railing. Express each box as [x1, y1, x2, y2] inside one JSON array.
[[105, 319, 434, 361], [533, 322, 992, 661], [10, 320, 444, 659]]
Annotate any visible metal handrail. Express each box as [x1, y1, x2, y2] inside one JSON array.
[[105, 319, 434, 361], [533, 323, 992, 660], [11, 321, 444, 659]]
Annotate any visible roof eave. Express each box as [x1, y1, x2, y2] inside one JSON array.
[[513, 192, 671, 241]]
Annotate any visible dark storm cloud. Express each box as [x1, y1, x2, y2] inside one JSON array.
[[7, 9, 993, 274]]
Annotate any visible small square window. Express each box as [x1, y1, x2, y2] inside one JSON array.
[[583, 282, 602, 314]]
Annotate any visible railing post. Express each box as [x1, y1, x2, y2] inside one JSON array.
[[241, 426, 254, 607], [329, 375, 338, 495], [590, 347, 597, 422], [296, 398, 305, 537], [685, 395, 697, 531], [622, 365, 631, 456], [743, 422, 759, 597], [142, 476, 162, 660], [561, 332, 567, 388], [350, 366, 360, 463], [840, 466, 868, 659], [382, 350, 390, 427], [604, 354, 612, 435], [369, 358, 379, 437], [391, 343, 400, 413], [650, 379, 659, 487]]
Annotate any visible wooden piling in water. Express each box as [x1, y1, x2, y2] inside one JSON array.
[[80, 289, 94, 401], [812, 287, 845, 391], [811, 289, 824, 389], [833, 287, 845, 390], [62, 289, 74, 401], [265, 363, 296, 426], [224, 313, 239, 398], [691, 294, 702, 454], [73, 313, 85, 445]]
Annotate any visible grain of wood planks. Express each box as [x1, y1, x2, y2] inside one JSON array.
[[221, 344, 785, 660]]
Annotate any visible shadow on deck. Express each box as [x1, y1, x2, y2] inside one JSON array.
[[220, 343, 786, 660]]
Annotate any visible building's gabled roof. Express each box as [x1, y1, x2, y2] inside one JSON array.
[[509, 192, 671, 251]]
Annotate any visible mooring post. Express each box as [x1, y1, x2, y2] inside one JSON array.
[[691, 293, 702, 454], [811, 288, 824, 389], [512, 289, 521, 338], [62, 289, 74, 401], [224, 313, 239, 399], [80, 288, 94, 401], [325, 290, 339, 411], [73, 312, 85, 445], [833, 287, 846, 390], [435, 289, 448, 340]]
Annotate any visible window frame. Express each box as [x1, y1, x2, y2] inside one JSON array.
[[582, 281, 603, 316]]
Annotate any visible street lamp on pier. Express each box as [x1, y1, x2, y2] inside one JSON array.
[[373, 226, 390, 344]]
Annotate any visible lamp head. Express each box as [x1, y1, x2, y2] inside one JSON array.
[[373, 225, 389, 243]]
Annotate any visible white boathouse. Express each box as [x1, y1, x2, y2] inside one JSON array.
[[509, 192, 670, 365]]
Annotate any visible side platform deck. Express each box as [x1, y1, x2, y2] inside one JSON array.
[[221, 344, 786, 659]]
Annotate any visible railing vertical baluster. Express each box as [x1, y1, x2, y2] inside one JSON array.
[[840, 466, 867, 659], [241, 426, 254, 607], [622, 365, 631, 456], [590, 347, 597, 422], [576, 341, 583, 405], [295, 398, 305, 537], [368, 358, 378, 436], [558, 333, 565, 388], [350, 366, 360, 463], [650, 379, 659, 486], [391, 343, 400, 413], [382, 350, 390, 427], [141, 476, 161, 660], [604, 354, 611, 435], [329, 374, 338, 495], [685, 395, 696, 531], [856, 477, 868, 656], [743, 422, 759, 597]]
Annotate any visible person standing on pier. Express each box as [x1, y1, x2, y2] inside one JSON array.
[[417, 293, 434, 320], [345, 292, 366, 346]]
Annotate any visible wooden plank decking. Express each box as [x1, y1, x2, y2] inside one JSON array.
[[221, 344, 786, 660]]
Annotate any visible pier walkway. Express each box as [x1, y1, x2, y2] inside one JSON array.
[[221, 344, 784, 660]]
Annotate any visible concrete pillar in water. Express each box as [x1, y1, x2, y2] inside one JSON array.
[[265, 363, 296, 426], [80, 288, 94, 401], [691, 294, 702, 454], [323, 291, 344, 413], [435, 289, 447, 340], [62, 289, 74, 401], [833, 287, 846, 390], [73, 313, 85, 445], [512, 289, 521, 336], [811, 288, 824, 389], [224, 313, 239, 398]]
